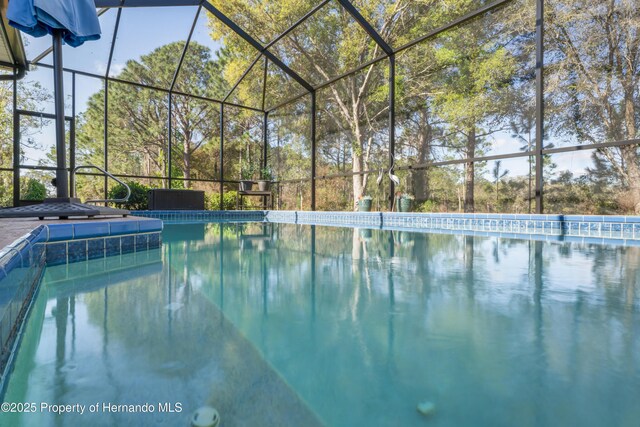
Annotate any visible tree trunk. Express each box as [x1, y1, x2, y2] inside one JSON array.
[[412, 111, 432, 202], [464, 127, 476, 213], [623, 88, 640, 213], [352, 119, 365, 210], [352, 155, 364, 210], [183, 141, 191, 189], [621, 145, 640, 213]]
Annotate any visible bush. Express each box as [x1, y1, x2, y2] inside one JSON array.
[[416, 200, 439, 212], [22, 178, 46, 200], [205, 191, 239, 210], [108, 181, 150, 210]]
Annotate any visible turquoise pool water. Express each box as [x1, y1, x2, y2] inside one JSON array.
[[2, 222, 639, 426]]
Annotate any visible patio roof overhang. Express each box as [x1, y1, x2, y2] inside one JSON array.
[[0, 0, 28, 75]]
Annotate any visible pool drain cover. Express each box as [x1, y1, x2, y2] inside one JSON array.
[[191, 406, 220, 427]]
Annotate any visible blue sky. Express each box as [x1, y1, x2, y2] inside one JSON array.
[[17, 6, 594, 180]]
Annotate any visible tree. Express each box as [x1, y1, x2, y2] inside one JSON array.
[[428, 5, 528, 212], [545, 0, 640, 211], [76, 41, 227, 197], [492, 160, 509, 205], [208, 0, 397, 207], [20, 178, 46, 200], [0, 76, 52, 206]]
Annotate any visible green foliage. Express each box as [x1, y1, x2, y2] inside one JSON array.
[[260, 167, 274, 181], [21, 178, 46, 200], [76, 42, 227, 194], [240, 160, 256, 180], [205, 191, 239, 210], [108, 181, 150, 210], [417, 200, 439, 213]]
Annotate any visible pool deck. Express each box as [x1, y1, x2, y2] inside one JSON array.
[[0, 216, 156, 249]]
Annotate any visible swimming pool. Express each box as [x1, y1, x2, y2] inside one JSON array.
[[1, 221, 639, 426]]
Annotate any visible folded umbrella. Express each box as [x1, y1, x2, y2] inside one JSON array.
[[8, 0, 101, 47], [7, 0, 102, 200]]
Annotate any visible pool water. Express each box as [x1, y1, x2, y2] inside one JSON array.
[[2, 222, 640, 426]]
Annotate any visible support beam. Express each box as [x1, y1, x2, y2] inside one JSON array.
[[52, 31, 69, 198], [223, 54, 262, 103], [395, 0, 512, 53], [202, 1, 314, 93], [226, 0, 329, 110], [104, 8, 121, 200], [104, 80, 109, 200], [70, 73, 76, 196], [31, 8, 110, 65], [12, 78, 19, 206], [264, 0, 330, 50], [219, 104, 224, 210], [168, 94, 173, 189], [262, 111, 268, 171], [270, 0, 513, 114], [311, 91, 317, 211], [261, 56, 268, 111], [388, 54, 395, 210], [32, 61, 265, 113], [170, 5, 201, 92], [535, 0, 544, 213], [336, 0, 393, 56]]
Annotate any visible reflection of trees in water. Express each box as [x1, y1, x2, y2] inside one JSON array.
[[591, 246, 640, 309], [83, 268, 220, 375], [79, 223, 640, 425]]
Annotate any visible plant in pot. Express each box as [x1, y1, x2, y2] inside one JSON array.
[[395, 192, 414, 212], [356, 194, 373, 212], [239, 162, 255, 192], [257, 167, 273, 192]]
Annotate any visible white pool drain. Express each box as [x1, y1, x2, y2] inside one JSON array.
[[191, 406, 220, 427], [417, 401, 436, 416]]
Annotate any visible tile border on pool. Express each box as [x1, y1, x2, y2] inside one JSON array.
[[262, 211, 640, 243], [130, 209, 640, 243], [0, 218, 163, 384], [132, 210, 264, 222]]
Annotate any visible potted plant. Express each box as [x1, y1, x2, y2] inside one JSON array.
[[395, 192, 414, 212], [239, 162, 255, 192], [257, 167, 273, 192], [356, 194, 373, 212]]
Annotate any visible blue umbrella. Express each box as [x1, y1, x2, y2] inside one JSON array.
[[8, 0, 101, 47], [7, 0, 101, 199]]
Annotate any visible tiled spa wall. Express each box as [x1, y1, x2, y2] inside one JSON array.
[[0, 219, 163, 380]]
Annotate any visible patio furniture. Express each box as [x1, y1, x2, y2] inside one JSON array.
[[148, 189, 205, 210], [237, 190, 273, 210]]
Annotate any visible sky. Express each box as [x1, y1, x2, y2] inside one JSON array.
[[16, 6, 595, 180]]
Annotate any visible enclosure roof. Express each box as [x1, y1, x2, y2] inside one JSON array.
[[0, 0, 27, 72], [18, 0, 510, 112]]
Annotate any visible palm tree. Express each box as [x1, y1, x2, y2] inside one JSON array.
[[492, 161, 509, 209]]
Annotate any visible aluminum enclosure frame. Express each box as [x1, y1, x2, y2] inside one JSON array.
[[5, 0, 636, 214]]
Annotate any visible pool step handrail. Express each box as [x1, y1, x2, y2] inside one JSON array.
[[71, 164, 131, 205]]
